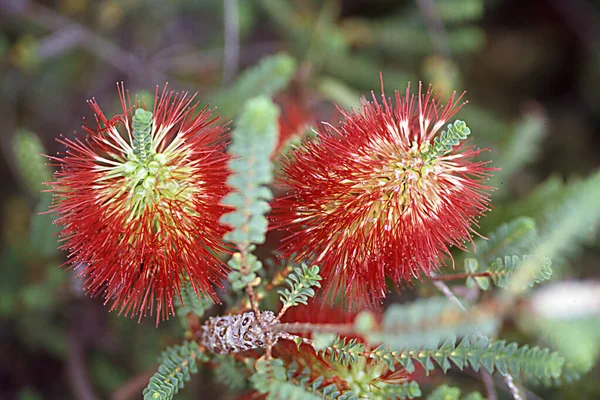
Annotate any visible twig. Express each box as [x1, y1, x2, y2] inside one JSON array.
[[67, 328, 98, 400], [430, 272, 491, 281], [236, 244, 261, 318], [481, 370, 498, 400], [429, 272, 468, 312], [222, 0, 240, 84], [272, 322, 355, 335], [37, 25, 84, 60], [246, 285, 261, 318], [503, 373, 524, 400]]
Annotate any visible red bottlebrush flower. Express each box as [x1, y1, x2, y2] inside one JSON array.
[[48, 84, 230, 322], [272, 83, 494, 307]]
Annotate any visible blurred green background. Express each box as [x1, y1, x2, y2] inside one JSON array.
[[1, 0, 599, 399]]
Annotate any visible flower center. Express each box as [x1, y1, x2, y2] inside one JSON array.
[[116, 109, 195, 221], [319, 140, 443, 233]]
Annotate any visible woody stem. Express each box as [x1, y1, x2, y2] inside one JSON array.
[[430, 271, 492, 281], [272, 322, 356, 335], [237, 244, 261, 318]]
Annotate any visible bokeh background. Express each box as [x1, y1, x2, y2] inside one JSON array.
[[0, 0, 599, 399]]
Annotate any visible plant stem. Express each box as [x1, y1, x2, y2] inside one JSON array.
[[237, 244, 261, 318], [430, 272, 492, 281], [273, 322, 355, 335]]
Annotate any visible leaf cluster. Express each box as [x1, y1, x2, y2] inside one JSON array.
[[428, 120, 471, 159], [143, 341, 207, 400], [278, 264, 322, 310], [220, 96, 279, 246]]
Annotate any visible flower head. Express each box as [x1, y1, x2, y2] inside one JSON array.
[[49, 84, 230, 322], [272, 83, 494, 307]]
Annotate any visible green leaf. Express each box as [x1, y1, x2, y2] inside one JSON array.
[[142, 341, 207, 400], [428, 120, 471, 159], [176, 279, 213, 324], [285, 361, 360, 400], [250, 358, 319, 400], [427, 384, 460, 400], [378, 381, 423, 399], [216, 53, 296, 117], [523, 314, 600, 373], [29, 194, 60, 258], [12, 129, 53, 196], [132, 108, 153, 162], [278, 264, 322, 310], [314, 336, 365, 367], [221, 96, 279, 246], [474, 217, 538, 265], [487, 107, 547, 194], [490, 255, 552, 288], [227, 252, 263, 291], [366, 297, 499, 350], [213, 355, 249, 391], [367, 335, 564, 380]]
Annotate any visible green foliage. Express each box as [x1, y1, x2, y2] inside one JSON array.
[[227, 251, 263, 291], [377, 381, 423, 399], [436, 0, 484, 22], [367, 335, 564, 380], [286, 362, 360, 400], [474, 217, 539, 265], [266, 381, 322, 400], [489, 255, 552, 288], [348, 16, 485, 56], [503, 171, 600, 297], [213, 355, 249, 391], [427, 120, 471, 160], [428, 385, 460, 400], [366, 297, 499, 349], [221, 96, 279, 246], [132, 108, 153, 162], [317, 77, 362, 109], [176, 279, 213, 321], [279, 264, 322, 310], [524, 315, 600, 373], [314, 336, 365, 366], [463, 259, 490, 290], [11, 129, 53, 196], [427, 385, 484, 400], [462, 393, 485, 400], [251, 358, 287, 393], [251, 358, 320, 400], [29, 194, 60, 258], [216, 53, 296, 117], [487, 108, 547, 193], [143, 341, 207, 400]]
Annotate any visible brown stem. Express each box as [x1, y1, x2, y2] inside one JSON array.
[[265, 265, 293, 291], [481, 370, 498, 400], [246, 285, 261, 318], [276, 305, 289, 321], [237, 244, 261, 318], [273, 322, 355, 335], [430, 272, 492, 282]]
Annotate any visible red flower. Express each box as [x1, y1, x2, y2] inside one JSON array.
[[272, 83, 494, 307], [48, 84, 230, 322]]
